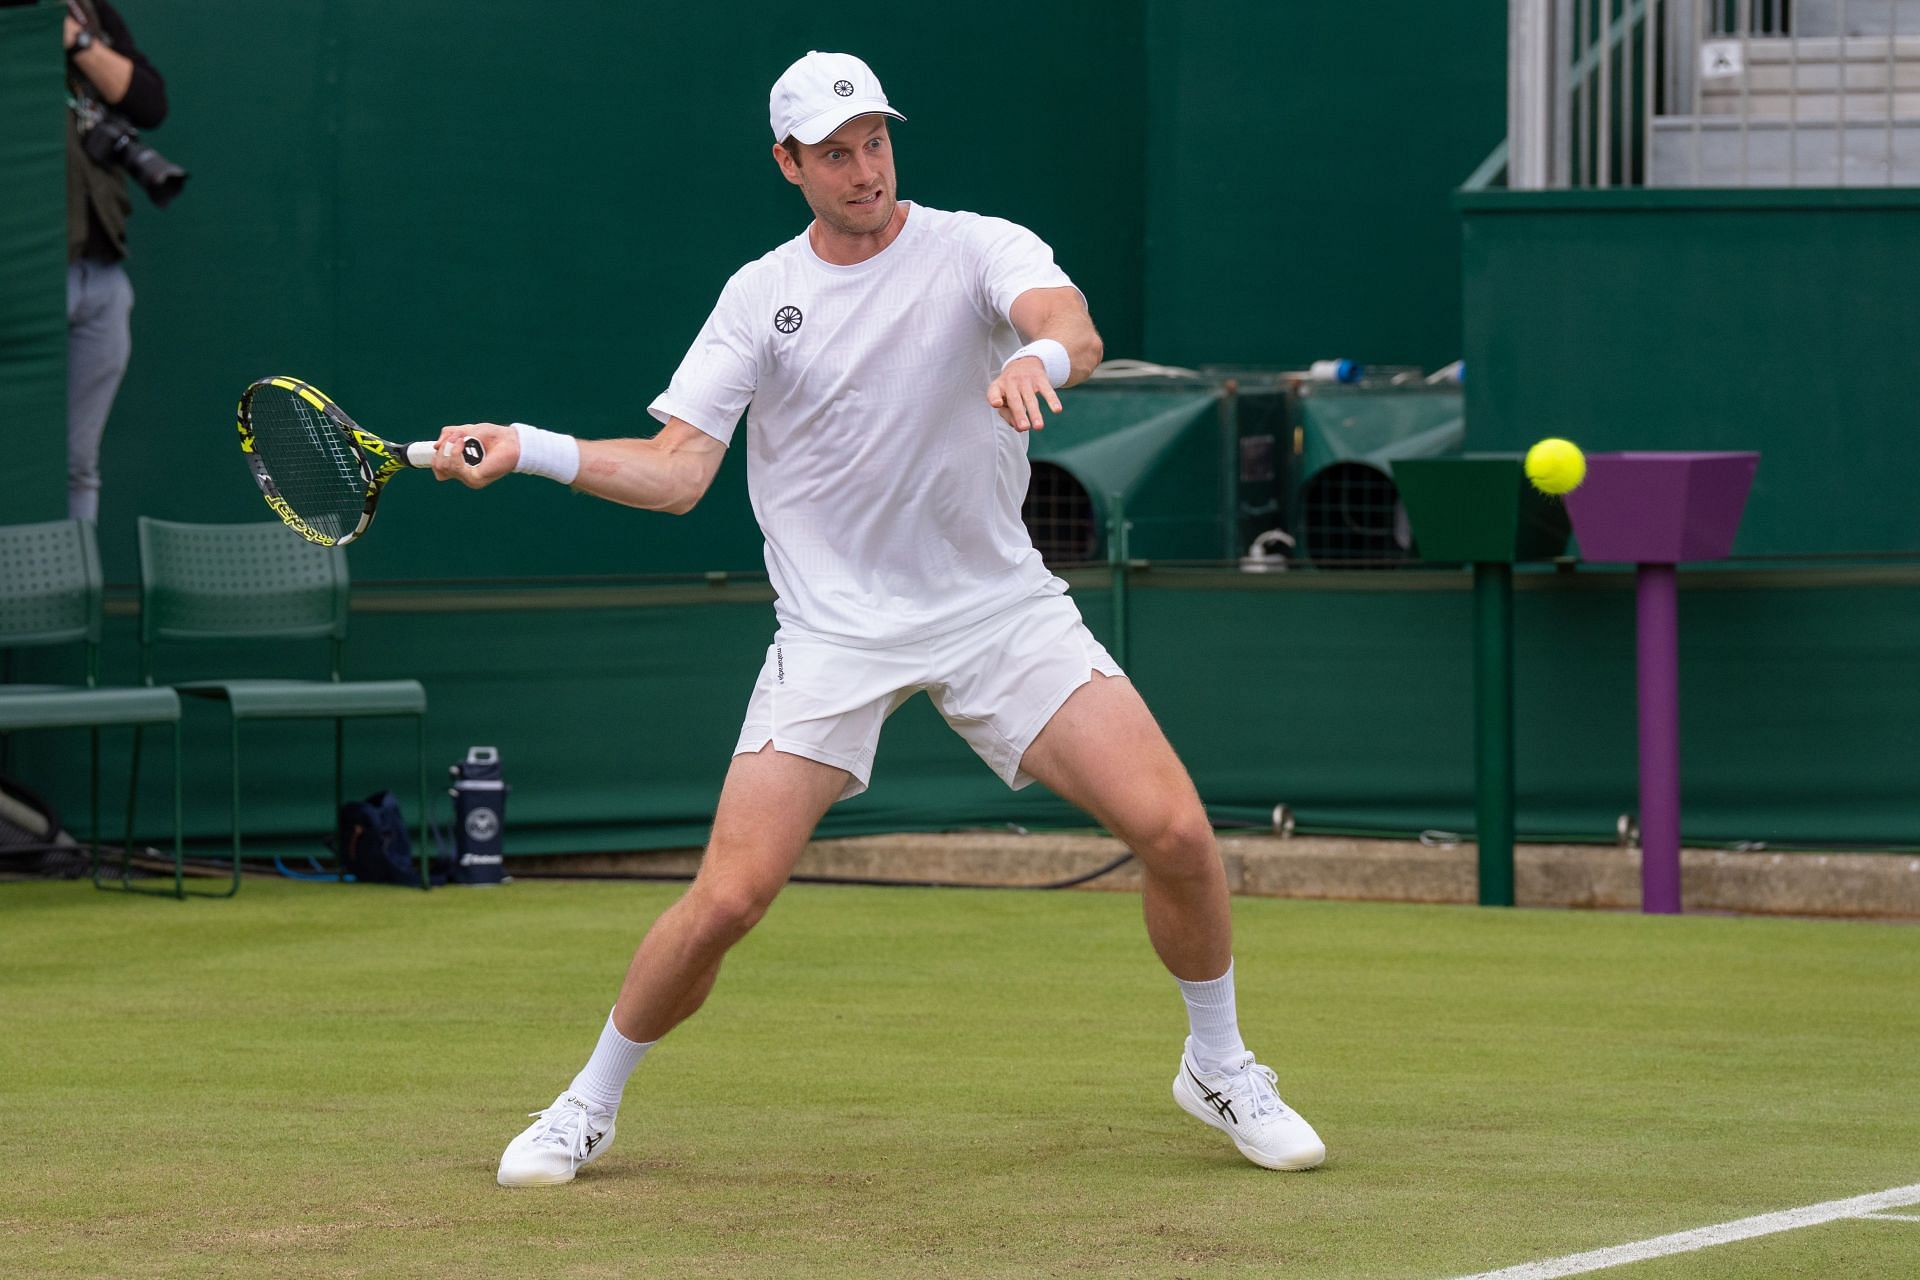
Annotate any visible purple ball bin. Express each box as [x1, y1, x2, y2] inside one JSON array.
[[1563, 452, 1759, 914]]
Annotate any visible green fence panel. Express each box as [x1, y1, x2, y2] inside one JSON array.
[[6, 580, 1115, 855], [1125, 567, 1920, 844], [11, 569, 1914, 859]]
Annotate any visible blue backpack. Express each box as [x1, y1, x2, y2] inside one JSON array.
[[334, 791, 448, 888]]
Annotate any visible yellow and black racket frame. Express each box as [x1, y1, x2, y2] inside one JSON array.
[[236, 375, 407, 548]]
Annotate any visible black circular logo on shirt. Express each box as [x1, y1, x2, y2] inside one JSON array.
[[833, 79, 854, 97], [774, 305, 803, 334]]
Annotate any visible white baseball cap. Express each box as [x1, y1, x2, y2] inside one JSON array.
[[769, 51, 905, 145]]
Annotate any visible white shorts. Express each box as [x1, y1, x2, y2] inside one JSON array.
[[734, 591, 1125, 801]]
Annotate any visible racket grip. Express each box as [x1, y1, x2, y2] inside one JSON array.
[[404, 438, 486, 467]]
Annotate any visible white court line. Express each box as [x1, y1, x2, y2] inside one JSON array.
[[1857, 1212, 1920, 1223], [1447, 1182, 1920, 1280]]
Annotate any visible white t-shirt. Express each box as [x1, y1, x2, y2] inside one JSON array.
[[648, 202, 1076, 647]]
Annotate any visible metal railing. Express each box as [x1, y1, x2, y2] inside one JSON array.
[[1506, 0, 1657, 188], [1496, 0, 1920, 189]]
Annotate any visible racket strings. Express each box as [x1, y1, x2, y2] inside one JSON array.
[[246, 389, 369, 541]]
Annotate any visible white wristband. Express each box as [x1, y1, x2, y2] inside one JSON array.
[[511, 422, 580, 485], [1003, 338, 1071, 388]]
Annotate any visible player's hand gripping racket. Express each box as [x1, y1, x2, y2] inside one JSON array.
[[236, 375, 483, 547]]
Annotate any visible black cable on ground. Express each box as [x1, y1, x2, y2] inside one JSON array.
[[508, 850, 1138, 893], [1208, 813, 1920, 855]]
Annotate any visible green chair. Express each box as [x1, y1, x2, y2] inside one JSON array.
[[136, 518, 431, 888], [0, 520, 195, 897]]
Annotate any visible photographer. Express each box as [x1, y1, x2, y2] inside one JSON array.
[[59, 0, 167, 522]]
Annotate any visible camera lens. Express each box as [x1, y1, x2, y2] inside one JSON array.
[[80, 114, 189, 207], [120, 141, 188, 206]]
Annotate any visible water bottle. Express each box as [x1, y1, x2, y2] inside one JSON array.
[[1307, 358, 1363, 384], [449, 746, 509, 885]]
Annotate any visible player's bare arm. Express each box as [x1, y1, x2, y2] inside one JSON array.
[[988, 285, 1104, 433], [429, 418, 727, 514]]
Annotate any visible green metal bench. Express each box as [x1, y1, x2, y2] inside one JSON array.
[[0, 520, 193, 897], [136, 519, 431, 889]]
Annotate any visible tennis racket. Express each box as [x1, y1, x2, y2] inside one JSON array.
[[236, 375, 483, 548]]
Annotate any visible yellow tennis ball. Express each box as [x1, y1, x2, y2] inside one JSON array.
[[1525, 437, 1586, 495]]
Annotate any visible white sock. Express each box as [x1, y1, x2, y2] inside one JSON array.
[[1176, 961, 1249, 1074], [567, 1010, 654, 1114]]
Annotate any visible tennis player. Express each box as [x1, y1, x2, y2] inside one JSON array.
[[432, 50, 1326, 1186]]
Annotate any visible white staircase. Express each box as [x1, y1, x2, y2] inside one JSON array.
[[1695, 36, 1920, 119], [1653, 23, 1920, 185]]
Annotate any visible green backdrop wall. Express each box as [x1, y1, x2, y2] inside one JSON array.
[[69, 0, 1149, 581], [1, 0, 1509, 577], [1142, 0, 1507, 370], [0, 2, 67, 513]]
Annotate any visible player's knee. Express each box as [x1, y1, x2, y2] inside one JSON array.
[[688, 881, 775, 950], [1132, 805, 1218, 880]]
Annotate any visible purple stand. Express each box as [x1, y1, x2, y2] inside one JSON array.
[[1635, 564, 1682, 912], [1563, 452, 1759, 914]]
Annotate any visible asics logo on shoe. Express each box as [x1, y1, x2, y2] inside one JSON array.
[[584, 1130, 603, 1154], [1187, 1063, 1238, 1125]]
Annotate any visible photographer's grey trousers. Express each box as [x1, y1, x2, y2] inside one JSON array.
[[66, 257, 134, 523]]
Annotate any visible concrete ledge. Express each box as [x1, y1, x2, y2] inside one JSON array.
[[511, 833, 1920, 920]]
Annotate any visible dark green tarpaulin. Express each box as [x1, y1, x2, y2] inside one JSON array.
[[1029, 388, 1226, 561], [1294, 385, 1466, 480], [0, 3, 68, 522]]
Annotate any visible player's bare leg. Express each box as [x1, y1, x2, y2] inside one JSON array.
[[1018, 673, 1229, 980], [1018, 673, 1326, 1170], [497, 745, 848, 1186], [615, 744, 850, 1040]]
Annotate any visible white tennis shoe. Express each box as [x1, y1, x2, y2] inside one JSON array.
[[496, 1091, 616, 1187], [1172, 1041, 1326, 1171]]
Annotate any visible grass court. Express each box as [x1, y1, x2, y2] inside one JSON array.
[[3, 877, 1917, 1277]]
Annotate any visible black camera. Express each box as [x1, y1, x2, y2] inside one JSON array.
[[78, 110, 187, 207]]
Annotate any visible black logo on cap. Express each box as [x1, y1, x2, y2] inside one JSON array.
[[774, 306, 803, 334], [833, 79, 854, 97]]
